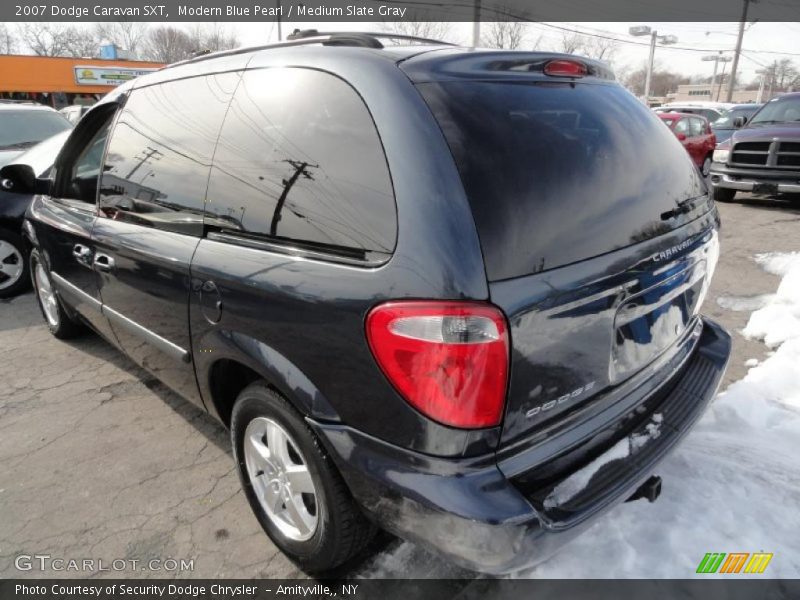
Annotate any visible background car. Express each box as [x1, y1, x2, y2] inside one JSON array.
[[0, 129, 70, 298], [709, 92, 800, 202], [654, 104, 728, 124], [658, 112, 717, 175], [59, 104, 91, 125], [710, 103, 763, 144], [0, 101, 72, 167]]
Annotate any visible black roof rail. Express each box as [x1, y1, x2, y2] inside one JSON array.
[[165, 29, 456, 70]]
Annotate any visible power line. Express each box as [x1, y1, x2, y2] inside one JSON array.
[[531, 21, 800, 58]]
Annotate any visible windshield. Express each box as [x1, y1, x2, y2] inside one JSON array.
[[749, 96, 800, 125], [419, 80, 707, 280], [713, 106, 760, 128], [0, 109, 72, 150], [13, 129, 71, 177]]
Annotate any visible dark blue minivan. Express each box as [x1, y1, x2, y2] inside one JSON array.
[[15, 32, 730, 574]]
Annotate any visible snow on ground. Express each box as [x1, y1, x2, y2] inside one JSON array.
[[361, 252, 800, 579]]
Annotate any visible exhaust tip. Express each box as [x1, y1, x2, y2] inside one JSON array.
[[626, 475, 662, 504]]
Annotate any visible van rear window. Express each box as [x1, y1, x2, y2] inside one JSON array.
[[418, 81, 708, 281]]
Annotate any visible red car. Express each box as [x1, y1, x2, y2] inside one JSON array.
[[658, 112, 717, 176]]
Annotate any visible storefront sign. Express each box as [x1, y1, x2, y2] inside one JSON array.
[[73, 66, 158, 86]]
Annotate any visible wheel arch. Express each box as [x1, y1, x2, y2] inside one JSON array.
[[197, 329, 341, 428]]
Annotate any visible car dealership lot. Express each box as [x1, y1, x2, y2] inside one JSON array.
[[0, 195, 798, 579]]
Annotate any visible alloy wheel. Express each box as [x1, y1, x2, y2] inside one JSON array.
[[0, 240, 23, 291], [243, 417, 319, 541], [34, 262, 60, 328]]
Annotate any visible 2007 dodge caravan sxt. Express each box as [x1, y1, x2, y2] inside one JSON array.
[[15, 32, 731, 574]]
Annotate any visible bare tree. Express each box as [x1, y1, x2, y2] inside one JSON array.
[[19, 23, 96, 57], [624, 62, 690, 97], [578, 36, 618, 63], [379, 17, 453, 43], [775, 58, 799, 89], [142, 26, 195, 64], [94, 22, 148, 59], [64, 28, 98, 58], [187, 23, 240, 53], [482, 21, 526, 50], [0, 24, 18, 54], [559, 32, 584, 55]]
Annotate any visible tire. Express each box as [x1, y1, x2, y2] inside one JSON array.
[[701, 155, 712, 177], [712, 187, 736, 203], [0, 229, 31, 299], [30, 249, 85, 339], [231, 383, 375, 574]]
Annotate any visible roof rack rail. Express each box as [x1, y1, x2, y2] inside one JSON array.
[[286, 29, 456, 48], [165, 29, 456, 69]]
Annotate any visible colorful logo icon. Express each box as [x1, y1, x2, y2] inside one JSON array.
[[696, 552, 773, 574]]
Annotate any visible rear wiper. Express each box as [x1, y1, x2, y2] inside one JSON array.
[[660, 196, 701, 221]]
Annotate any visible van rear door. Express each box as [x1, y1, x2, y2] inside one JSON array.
[[412, 57, 718, 446]]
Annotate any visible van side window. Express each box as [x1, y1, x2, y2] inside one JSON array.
[[204, 67, 396, 259], [98, 73, 240, 236]]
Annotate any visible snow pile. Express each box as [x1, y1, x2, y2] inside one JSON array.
[[742, 252, 800, 348]]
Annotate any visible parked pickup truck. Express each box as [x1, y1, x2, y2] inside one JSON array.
[[709, 92, 800, 202]]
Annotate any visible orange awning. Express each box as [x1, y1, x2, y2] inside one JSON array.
[[0, 55, 165, 94]]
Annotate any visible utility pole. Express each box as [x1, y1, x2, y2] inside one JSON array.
[[703, 54, 732, 101], [756, 73, 765, 103], [767, 61, 776, 100], [270, 160, 317, 236], [710, 55, 720, 96], [125, 147, 163, 180], [727, 0, 754, 102], [472, 0, 481, 47], [716, 60, 730, 101], [644, 30, 657, 105], [276, 0, 282, 41], [629, 26, 678, 105]]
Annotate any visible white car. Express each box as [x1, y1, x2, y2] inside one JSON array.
[[0, 101, 72, 167]]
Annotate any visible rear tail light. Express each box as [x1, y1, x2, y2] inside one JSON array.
[[366, 301, 509, 429], [544, 59, 587, 78]]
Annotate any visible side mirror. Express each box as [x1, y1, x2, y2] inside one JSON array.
[[0, 163, 36, 194], [34, 177, 52, 195], [676, 132, 687, 141], [733, 116, 747, 128]]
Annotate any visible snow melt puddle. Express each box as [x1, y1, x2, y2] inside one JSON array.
[[361, 252, 800, 579]]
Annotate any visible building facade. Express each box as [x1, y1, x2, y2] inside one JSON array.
[[0, 55, 164, 108], [668, 83, 785, 104]]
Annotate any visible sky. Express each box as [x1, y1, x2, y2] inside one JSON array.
[[204, 20, 800, 84]]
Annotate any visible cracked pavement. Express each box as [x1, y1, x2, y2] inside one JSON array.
[[0, 196, 798, 579]]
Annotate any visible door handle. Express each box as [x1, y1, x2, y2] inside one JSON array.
[[93, 253, 115, 272], [73, 244, 91, 260]]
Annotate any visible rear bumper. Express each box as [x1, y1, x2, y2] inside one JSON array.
[[310, 317, 731, 574], [709, 164, 800, 193]]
